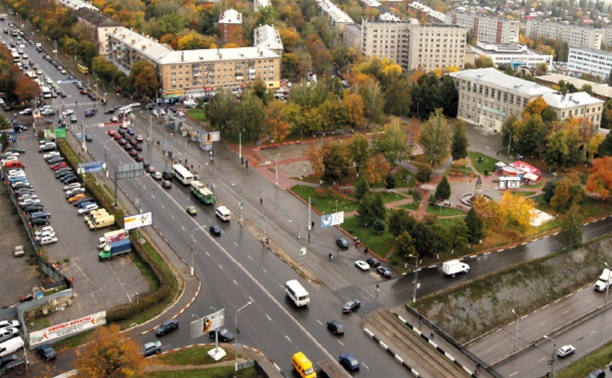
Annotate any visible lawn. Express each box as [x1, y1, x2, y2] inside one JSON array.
[[291, 185, 359, 214], [186, 109, 206, 123], [145, 366, 259, 378], [511, 191, 537, 197], [398, 202, 420, 211], [342, 216, 396, 258], [425, 205, 466, 216], [468, 151, 498, 176], [377, 191, 409, 205], [557, 341, 612, 378], [372, 167, 416, 189]]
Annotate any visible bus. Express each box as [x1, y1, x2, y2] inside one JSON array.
[[77, 64, 88, 74], [285, 280, 310, 307], [172, 164, 194, 185], [190, 181, 215, 204]]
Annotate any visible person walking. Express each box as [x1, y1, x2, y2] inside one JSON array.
[[260, 198, 263, 205], [375, 284, 380, 295]]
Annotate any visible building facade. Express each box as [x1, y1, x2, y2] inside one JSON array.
[[219, 9, 243, 45], [541, 92, 604, 128], [317, 0, 355, 31], [567, 47, 612, 80], [253, 25, 283, 56], [526, 20, 603, 49], [469, 42, 552, 69], [76, 8, 122, 55], [445, 11, 519, 44]]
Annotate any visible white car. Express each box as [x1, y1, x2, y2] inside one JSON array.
[[35, 226, 54, 237], [557, 345, 576, 358], [62, 109, 74, 116], [354, 260, 370, 271], [65, 188, 85, 198], [35, 231, 55, 241], [63, 182, 82, 191], [77, 203, 98, 215], [17, 194, 38, 201], [38, 236, 58, 246], [0, 320, 19, 329], [43, 151, 60, 160], [18, 199, 41, 206], [151, 171, 162, 180]]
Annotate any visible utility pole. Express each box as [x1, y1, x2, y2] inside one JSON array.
[[308, 197, 311, 244]]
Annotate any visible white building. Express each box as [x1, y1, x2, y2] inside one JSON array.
[[469, 42, 552, 69], [567, 47, 612, 80], [541, 92, 604, 128], [445, 11, 519, 44], [317, 0, 355, 30], [408, 2, 446, 23], [57, 0, 97, 11], [254, 0, 271, 11], [526, 20, 602, 49], [253, 24, 283, 56]]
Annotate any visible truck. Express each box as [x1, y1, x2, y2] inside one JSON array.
[[594, 268, 612, 292], [442, 259, 470, 277], [0, 14, 7, 21], [190, 180, 215, 205], [98, 238, 131, 261], [316, 358, 351, 378], [97, 228, 128, 249]]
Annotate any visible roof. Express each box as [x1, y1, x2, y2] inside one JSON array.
[[449, 68, 556, 96], [159, 47, 280, 65], [76, 8, 121, 27], [253, 25, 283, 51], [537, 73, 612, 100], [541, 91, 604, 109], [58, 0, 98, 11], [219, 9, 242, 24], [108, 27, 173, 62]]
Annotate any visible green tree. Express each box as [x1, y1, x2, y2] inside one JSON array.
[[359, 77, 385, 126], [465, 207, 484, 244], [416, 164, 433, 182], [322, 142, 351, 183], [373, 219, 386, 234], [396, 231, 417, 259], [557, 207, 582, 249], [0, 132, 8, 152], [289, 79, 330, 109], [599, 132, 612, 156], [371, 193, 386, 221], [232, 92, 265, 141], [355, 177, 371, 201], [419, 109, 451, 166], [129, 60, 159, 98], [317, 98, 348, 132], [373, 117, 410, 163], [206, 89, 239, 134], [434, 176, 451, 201], [250, 78, 274, 106], [451, 121, 469, 161], [357, 192, 375, 226], [347, 134, 370, 175], [515, 115, 547, 155], [383, 78, 412, 116], [388, 209, 417, 237], [542, 181, 557, 204], [544, 126, 581, 170], [411, 222, 435, 258], [550, 176, 586, 214], [449, 218, 469, 254]]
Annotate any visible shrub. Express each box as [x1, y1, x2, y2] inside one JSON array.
[[416, 164, 433, 182], [385, 175, 396, 189]]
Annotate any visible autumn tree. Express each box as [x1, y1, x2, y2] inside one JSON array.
[[515, 114, 547, 155], [358, 77, 385, 126], [419, 108, 451, 166], [263, 100, 291, 143], [177, 32, 217, 50], [364, 153, 391, 186], [472, 196, 503, 232], [449, 218, 469, 254], [304, 143, 324, 177], [544, 120, 581, 170], [585, 156, 612, 199], [347, 134, 370, 175], [14, 76, 40, 102], [451, 120, 469, 161], [342, 93, 365, 130], [550, 175, 586, 213], [129, 60, 159, 98], [499, 191, 534, 235], [557, 206, 583, 249], [434, 176, 451, 201], [207, 89, 239, 135], [75, 324, 144, 377], [373, 118, 410, 163], [322, 141, 351, 183]]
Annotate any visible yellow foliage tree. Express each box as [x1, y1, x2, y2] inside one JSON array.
[[279, 28, 299, 51], [472, 196, 503, 232], [263, 100, 292, 143], [585, 156, 612, 199], [342, 93, 365, 129], [499, 191, 534, 235], [364, 153, 391, 185], [521, 97, 549, 118]]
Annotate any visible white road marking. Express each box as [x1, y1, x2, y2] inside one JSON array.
[[267, 315, 272, 321], [233, 242, 238, 246], [316, 319, 322, 325], [205, 251, 210, 256], [233, 280, 238, 285], [361, 362, 369, 370], [247, 255, 252, 260], [337, 340, 344, 346], [218, 264, 223, 270], [181, 226, 185, 231], [509, 372, 518, 377], [285, 335, 291, 342]]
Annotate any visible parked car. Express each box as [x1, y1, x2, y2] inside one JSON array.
[[0, 327, 19, 343], [209, 328, 234, 342], [377, 266, 392, 278], [38, 236, 58, 246], [339, 353, 360, 371], [77, 203, 99, 215], [155, 319, 179, 336], [30, 217, 49, 226], [366, 257, 381, 268], [354, 260, 370, 271]]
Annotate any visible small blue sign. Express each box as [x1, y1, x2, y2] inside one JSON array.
[[78, 161, 104, 173]]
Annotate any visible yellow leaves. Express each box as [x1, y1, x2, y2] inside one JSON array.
[[381, 63, 402, 77], [365, 153, 391, 185], [522, 97, 548, 119], [264, 100, 291, 143], [342, 93, 365, 129], [499, 191, 534, 235], [222, 43, 240, 49], [279, 28, 299, 51], [408, 69, 425, 84], [586, 156, 612, 199]]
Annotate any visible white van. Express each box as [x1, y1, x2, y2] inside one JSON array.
[[0, 336, 23, 357], [215, 206, 231, 222]]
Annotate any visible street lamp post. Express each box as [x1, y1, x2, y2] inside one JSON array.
[[239, 130, 242, 161], [543, 335, 556, 377], [235, 301, 253, 372], [512, 309, 520, 352], [605, 262, 611, 306], [275, 155, 279, 188], [189, 225, 206, 276], [408, 254, 419, 303], [103, 139, 113, 178]]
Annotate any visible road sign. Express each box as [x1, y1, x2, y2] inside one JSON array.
[[77, 160, 104, 173]]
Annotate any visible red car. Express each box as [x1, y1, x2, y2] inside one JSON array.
[[80, 88, 88, 95], [108, 129, 115, 137], [124, 143, 133, 151], [118, 139, 127, 146], [135, 155, 144, 162], [113, 133, 121, 140], [129, 149, 138, 157], [51, 162, 68, 171]]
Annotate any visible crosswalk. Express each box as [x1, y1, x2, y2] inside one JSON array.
[[45, 101, 101, 110]]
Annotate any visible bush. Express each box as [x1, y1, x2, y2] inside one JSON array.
[[412, 190, 422, 204], [373, 219, 386, 234], [416, 164, 433, 182], [385, 175, 396, 189], [484, 169, 489, 176]]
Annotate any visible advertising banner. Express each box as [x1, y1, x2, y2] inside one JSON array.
[[320, 211, 345, 228], [190, 308, 225, 339], [77, 161, 104, 174], [123, 212, 152, 231], [29, 311, 106, 347]]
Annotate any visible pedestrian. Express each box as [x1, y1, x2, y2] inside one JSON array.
[[430, 332, 434, 340], [328, 253, 333, 261], [364, 246, 368, 254], [375, 284, 380, 294], [157, 140, 160, 147], [260, 198, 263, 205]]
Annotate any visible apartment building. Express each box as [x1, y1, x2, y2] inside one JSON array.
[[469, 42, 552, 69], [254, 0, 271, 11], [219, 9, 243, 45], [317, 0, 355, 31], [567, 47, 612, 80], [445, 11, 519, 44], [541, 92, 604, 128], [361, 19, 467, 72], [407, 2, 446, 24], [253, 25, 283, 56], [603, 28, 612, 48], [525, 20, 602, 49], [344, 24, 362, 51], [76, 8, 122, 55]]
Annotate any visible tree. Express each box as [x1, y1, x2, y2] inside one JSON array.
[[364, 153, 391, 186], [355, 178, 371, 201], [232, 92, 265, 141], [396, 231, 416, 259], [342, 93, 365, 130], [451, 120, 469, 161], [322, 141, 351, 183], [75, 324, 144, 377], [599, 132, 612, 156], [557, 206, 583, 249], [416, 164, 433, 182], [373, 219, 386, 234], [543, 122, 581, 170], [373, 118, 410, 164], [357, 193, 375, 226], [542, 180, 557, 204], [499, 191, 534, 235], [515, 114, 547, 154], [465, 207, 484, 244], [358, 77, 384, 126], [383, 78, 412, 116], [550, 175, 586, 213], [371, 193, 387, 221], [304, 143, 324, 177], [472, 196, 503, 232], [585, 156, 612, 199], [434, 176, 451, 201], [419, 109, 451, 166], [388, 209, 417, 237], [206, 89, 239, 134], [449, 218, 469, 254], [0, 132, 8, 152], [348, 134, 370, 175], [263, 100, 291, 143], [129, 60, 159, 98], [14, 77, 40, 102], [250, 78, 275, 106]]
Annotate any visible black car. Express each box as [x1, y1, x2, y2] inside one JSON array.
[[30, 217, 49, 226], [73, 198, 93, 207], [336, 237, 349, 249], [13, 183, 33, 190], [46, 157, 64, 164], [155, 319, 179, 336], [88, 92, 98, 101], [339, 353, 360, 371], [376, 266, 392, 278], [56, 170, 75, 179], [23, 206, 45, 215], [39, 144, 56, 153], [210, 328, 235, 342], [327, 320, 344, 335], [62, 176, 79, 185], [84, 108, 97, 117], [104, 108, 115, 114], [366, 257, 381, 268], [209, 225, 221, 236], [162, 171, 173, 180], [342, 299, 360, 314], [9, 148, 25, 154], [12, 124, 26, 132], [0, 354, 21, 369], [37, 345, 57, 361], [85, 134, 93, 142]]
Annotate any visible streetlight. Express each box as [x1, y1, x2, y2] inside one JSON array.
[[189, 225, 206, 276], [210, 306, 220, 354], [103, 134, 113, 175], [605, 262, 611, 306], [235, 301, 253, 372], [408, 254, 419, 303], [512, 309, 520, 352], [274, 154, 279, 188], [543, 335, 556, 378]]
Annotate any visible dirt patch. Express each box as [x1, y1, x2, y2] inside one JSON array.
[[414, 238, 612, 344]]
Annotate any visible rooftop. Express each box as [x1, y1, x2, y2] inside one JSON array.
[[318, 0, 354, 24], [76, 8, 121, 27], [569, 46, 612, 57], [449, 68, 556, 96], [537, 73, 612, 100], [253, 25, 283, 51], [108, 27, 173, 62], [542, 91, 604, 108], [471, 42, 546, 56], [58, 0, 97, 11], [159, 47, 280, 65], [219, 9, 242, 24]]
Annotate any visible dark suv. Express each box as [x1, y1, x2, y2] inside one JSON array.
[[155, 319, 179, 336], [84, 108, 97, 117]]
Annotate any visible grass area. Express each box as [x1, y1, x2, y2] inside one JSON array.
[[185, 109, 206, 123], [425, 205, 466, 216], [468, 151, 498, 176], [436, 217, 463, 228], [372, 167, 416, 189], [377, 191, 409, 205], [342, 216, 396, 258], [558, 341, 612, 378], [145, 366, 259, 378], [157, 345, 235, 366], [523, 181, 543, 189], [511, 191, 537, 197], [291, 185, 359, 214], [398, 202, 420, 211], [53, 329, 95, 352]]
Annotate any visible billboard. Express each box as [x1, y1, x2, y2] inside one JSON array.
[[54, 128, 66, 139], [190, 308, 225, 339], [124, 212, 152, 231], [320, 211, 344, 228], [206, 131, 221, 142], [29, 311, 106, 347], [77, 161, 104, 174]]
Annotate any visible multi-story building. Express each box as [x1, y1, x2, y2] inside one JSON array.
[[57, 0, 97, 11], [219, 9, 243, 46], [525, 20, 602, 49], [602, 28, 612, 48], [317, 0, 355, 31], [106, 27, 281, 97], [253, 25, 283, 56], [344, 24, 362, 52], [567, 47, 612, 80], [407, 2, 446, 24], [541, 92, 604, 128], [253, 0, 271, 11], [361, 19, 467, 72], [469, 42, 552, 69], [445, 11, 519, 44], [76, 8, 122, 55]]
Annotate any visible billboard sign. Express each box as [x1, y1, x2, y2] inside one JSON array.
[[54, 128, 66, 139], [190, 308, 225, 339], [77, 161, 104, 174], [320, 211, 344, 228], [206, 131, 221, 142], [29, 311, 106, 347], [124, 212, 152, 231]]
